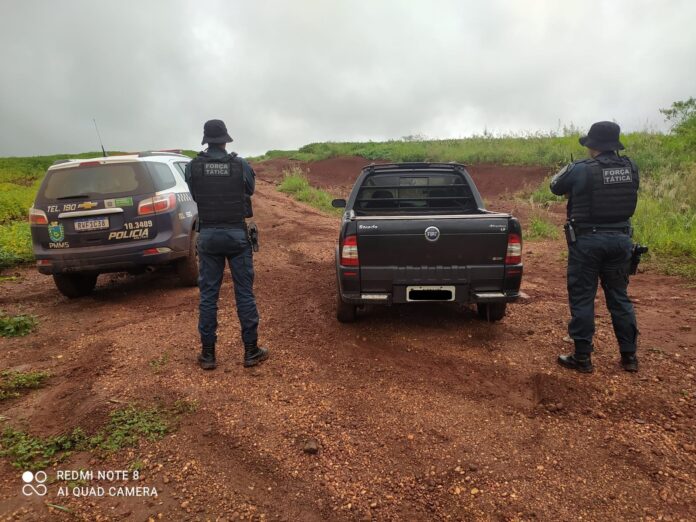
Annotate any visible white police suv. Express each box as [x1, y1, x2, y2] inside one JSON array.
[[29, 151, 198, 297]]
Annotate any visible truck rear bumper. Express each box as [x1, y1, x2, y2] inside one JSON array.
[[340, 288, 520, 306]]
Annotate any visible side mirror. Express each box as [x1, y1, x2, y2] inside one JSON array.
[[331, 198, 346, 208]]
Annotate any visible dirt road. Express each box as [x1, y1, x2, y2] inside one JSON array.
[[1, 159, 695, 521]]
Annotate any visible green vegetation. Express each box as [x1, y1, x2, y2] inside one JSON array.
[[278, 168, 343, 215], [0, 311, 38, 337], [0, 222, 33, 269], [526, 177, 565, 206], [0, 427, 86, 470], [0, 370, 49, 401], [526, 215, 559, 241], [252, 131, 668, 168], [0, 403, 182, 470], [88, 405, 169, 453]]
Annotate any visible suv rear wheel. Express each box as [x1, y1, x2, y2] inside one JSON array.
[[177, 230, 199, 287], [53, 273, 98, 298], [336, 293, 357, 323], [476, 302, 506, 322]]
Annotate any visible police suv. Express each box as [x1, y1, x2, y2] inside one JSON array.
[[29, 151, 198, 297]]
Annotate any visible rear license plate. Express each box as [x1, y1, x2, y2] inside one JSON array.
[[406, 285, 456, 302], [74, 217, 110, 232]]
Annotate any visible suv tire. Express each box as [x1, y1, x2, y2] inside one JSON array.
[[336, 293, 357, 323], [53, 273, 98, 298], [177, 230, 199, 287], [476, 302, 506, 322]]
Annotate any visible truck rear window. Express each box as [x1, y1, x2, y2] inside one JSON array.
[[354, 172, 478, 214], [41, 163, 154, 200]]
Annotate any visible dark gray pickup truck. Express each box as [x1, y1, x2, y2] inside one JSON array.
[[332, 162, 523, 322]]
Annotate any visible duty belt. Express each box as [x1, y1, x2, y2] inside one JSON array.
[[575, 226, 630, 236], [198, 221, 246, 230]]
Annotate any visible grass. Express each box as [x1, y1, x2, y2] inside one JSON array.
[[0, 370, 50, 401], [0, 403, 184, 470], [278, 168, 343, 215], [526, 215, 559, 241], [0, 221, 33, 269], [252, 132, 673, 169], [0, 311, 38, 337], [525, 177, 565, 206]]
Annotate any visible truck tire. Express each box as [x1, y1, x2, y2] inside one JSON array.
[[53, 273, 98, 298], [177, 230, 199, 287], [476, 302, 506, 322], [336, 293, 357, 323]]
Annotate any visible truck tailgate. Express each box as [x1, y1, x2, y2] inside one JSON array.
[[356, 215, 510, 293]]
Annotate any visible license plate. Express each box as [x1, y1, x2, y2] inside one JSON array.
[[406, 285, 456, 302], [74, 217, 110, 232]]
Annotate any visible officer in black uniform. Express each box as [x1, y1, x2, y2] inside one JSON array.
[[550, 121, 639, 373], [185, 119, 268, 370]]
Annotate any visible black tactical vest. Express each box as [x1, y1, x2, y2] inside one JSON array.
[[570, 154, 638, 224], [189, 152, 245, 226]]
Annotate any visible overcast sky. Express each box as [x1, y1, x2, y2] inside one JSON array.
[[1, 0, 694, 157]]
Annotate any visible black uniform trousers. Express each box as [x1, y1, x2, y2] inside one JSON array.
[[567, 230, 638, 355]]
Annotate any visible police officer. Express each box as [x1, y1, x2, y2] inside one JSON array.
[[185, 119, 268, 370], [550, 121, 639, 373]]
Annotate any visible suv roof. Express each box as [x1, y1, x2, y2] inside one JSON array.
[[49, 151, 190, 171]]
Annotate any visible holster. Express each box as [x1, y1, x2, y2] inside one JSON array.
[[247, 222, 259, 253], [564, 222, 577, 246]]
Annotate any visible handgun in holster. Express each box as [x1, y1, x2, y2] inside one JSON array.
[[247, 222, 259, 253], [563, 221, 577, 246], [630, 244, 648, 275]]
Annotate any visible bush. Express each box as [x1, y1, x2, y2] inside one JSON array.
[[0, 312, 38, 337]]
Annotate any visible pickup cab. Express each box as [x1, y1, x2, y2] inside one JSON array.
[[332, 163, 523, 322]]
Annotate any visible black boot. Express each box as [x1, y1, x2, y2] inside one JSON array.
[[198, 345, 216, 370], [620, 353, 639, 372], [244, 342, 269, 368], [557, 353, 593, 373]]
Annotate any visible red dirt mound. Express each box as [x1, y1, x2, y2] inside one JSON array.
[[252, 156, 552, 202]]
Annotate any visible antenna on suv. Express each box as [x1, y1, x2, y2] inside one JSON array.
[[93, 118, 108, 157]]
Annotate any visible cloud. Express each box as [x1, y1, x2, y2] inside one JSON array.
[[1, 0, 694, 156]]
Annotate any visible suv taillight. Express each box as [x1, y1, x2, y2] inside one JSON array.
[[505, 233, 522, 264], [340, 235, 359, 266], [138, 193, 176, 215], [29, 207, 48, 225]]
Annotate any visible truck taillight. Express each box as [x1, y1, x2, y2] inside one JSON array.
[[340, 235, 359, 266], [505, 233, 522, 264], [29, 207, 48, 225], [138, 193, 176, 215]]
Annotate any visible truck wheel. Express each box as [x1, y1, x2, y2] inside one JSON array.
[[336, 293, 357, 323], [476, 302, 506, 322], [53, 273, 98, 298], [177, 230, 199, 287]]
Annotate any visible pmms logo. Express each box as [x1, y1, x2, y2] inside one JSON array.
[[22, 471, 48, 496]]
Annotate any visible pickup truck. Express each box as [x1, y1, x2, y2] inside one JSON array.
[[331, 162, 523, 323]]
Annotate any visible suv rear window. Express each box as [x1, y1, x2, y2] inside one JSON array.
[[42, 163, 154, 200], [146, 162, 177, 191], [354, 172, 478, 214]]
